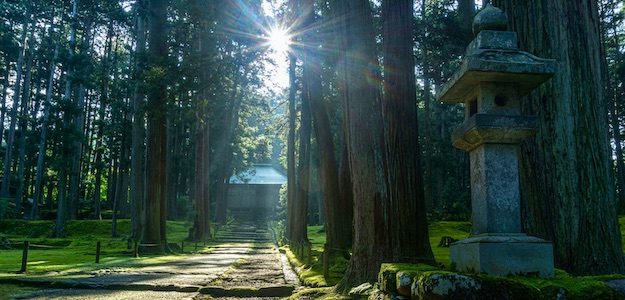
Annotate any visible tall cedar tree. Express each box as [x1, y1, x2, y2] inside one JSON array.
[[188, 0, 212, 241], [142, 0, 168, 251], [291, 0, 312, 251], [492, 0, 625, 274], [381, 0, 435, 263], [336, 0, 392, 290], [305, 0, 353, 277], [131, 0, 147, 240]]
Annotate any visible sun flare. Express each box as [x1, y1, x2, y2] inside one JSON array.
[[268, 27, 291, 54]]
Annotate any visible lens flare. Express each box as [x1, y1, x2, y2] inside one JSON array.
[[267, 27, 291, 53]]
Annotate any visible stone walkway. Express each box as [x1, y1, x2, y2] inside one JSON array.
[[9, 223, 298, 300]]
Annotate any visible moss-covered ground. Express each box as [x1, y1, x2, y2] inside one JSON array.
[[0, 219, 203, 276], [281, 225, 349, 288]]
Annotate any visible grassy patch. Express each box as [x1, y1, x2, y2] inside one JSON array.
[[505, 270, 625, 300], [428, 221, 471, 267], [289, 287, 351, 300], [281, 225, 348, 288], [0, 219, 194, 275]]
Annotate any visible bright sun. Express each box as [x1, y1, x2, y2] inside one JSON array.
[[268, 28, 291, 54]]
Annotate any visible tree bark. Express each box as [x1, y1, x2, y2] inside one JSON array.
[[286, 53, 297, 240], [142, 0, 169, 251], [189, 0, 212, 241], [381, 0, 435, 264], [493, 0, 625, 275], [302, 0, 350, 277], [131, 0, 147, 240], [335, 0, 392, 290]]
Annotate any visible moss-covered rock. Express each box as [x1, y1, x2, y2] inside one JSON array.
[[413, 273, 481, 299], [378, 263, 440, 295], [376, 263, 625, 300]]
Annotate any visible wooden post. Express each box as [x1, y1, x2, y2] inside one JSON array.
[[95, 241, 101, 263], [20, 241, 29, 273], [133, 241, 138, 258]]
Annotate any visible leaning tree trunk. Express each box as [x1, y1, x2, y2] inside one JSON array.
[[142, 0, 168, 252], [381, 0, 434, 264], [335, 0, 392, 291], [493, 0, 625, 275]]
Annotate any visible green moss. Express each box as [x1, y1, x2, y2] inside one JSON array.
[[505, 271, 625, 300], [282, 244, 345, 288], [289, 287, 351, 300], [380, 263, 440, 274]]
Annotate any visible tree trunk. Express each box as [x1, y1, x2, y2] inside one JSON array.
[[131, 0, 147, 240], [142, 0, 169, 251], [286, 53, 297, 240], [13, 31, 35, 219], [31, 44, 59, 220], [1, 8, 31, 201], [189, 0, 213, 241], [302, 0, 350, 277], [458, 0, 476, 40], [381, 0, 435, 264], [493, 0, 625, 275], [335, 0, 392, 290], [68, 22, 93, 220]]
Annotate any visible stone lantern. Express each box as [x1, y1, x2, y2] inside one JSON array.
[[437, 5, 556, 278]]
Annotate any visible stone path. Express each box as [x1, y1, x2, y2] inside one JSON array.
[[9, 223, 298, 300]]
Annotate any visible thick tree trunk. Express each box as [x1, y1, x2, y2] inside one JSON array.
[[286, 53, 297, 240], [131, 0, 147, 240], [493, 0, 625, 275], [335, 0, 392, 290], [189, 0, 213, 241], [190, 124, 210, 241], [302, 0, 350, 277], [142, 0, 168, 251], [381, 0, 435, 264]]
